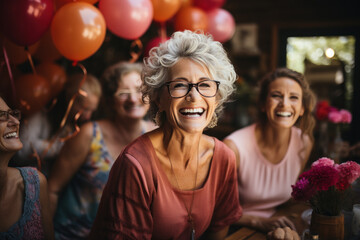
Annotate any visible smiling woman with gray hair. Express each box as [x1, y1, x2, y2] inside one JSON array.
[[89, 30, 242, 240]]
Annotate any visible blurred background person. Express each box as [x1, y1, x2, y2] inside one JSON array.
[[89, 31, 242, 240], [47, 62, 155, 239], [224, 68, 316, 233], [0, 96, 54, 240], [13, 73, 102, 176]]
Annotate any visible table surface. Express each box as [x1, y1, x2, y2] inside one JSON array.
[[225, 201, 311, 240]]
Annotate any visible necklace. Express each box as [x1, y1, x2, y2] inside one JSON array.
[[168, 145, 199, 240]]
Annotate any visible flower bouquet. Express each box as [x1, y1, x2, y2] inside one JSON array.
[[292, 157, 360, 216], [315, 100, 352, 124]]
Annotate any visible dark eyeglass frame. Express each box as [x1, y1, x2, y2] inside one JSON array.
[[164, 80, 220, 98], [0, 109, 21, 121]]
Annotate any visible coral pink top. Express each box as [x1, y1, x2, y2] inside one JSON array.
[[225, 124, 307, 218], [89, 134, 242, 239]]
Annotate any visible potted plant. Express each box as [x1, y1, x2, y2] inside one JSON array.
[[291, 157, 360, 240]]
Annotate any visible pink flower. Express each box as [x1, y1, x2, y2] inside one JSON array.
[[328, 111, 342, 123], [311, 157, 335, 168], [335, 161, 360, 190], [339, 109, 352, 123], [300, 165, 339, 191], [291, 178, 315, 201]]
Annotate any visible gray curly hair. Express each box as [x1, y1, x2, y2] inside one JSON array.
[[142, 30, 237, 127]]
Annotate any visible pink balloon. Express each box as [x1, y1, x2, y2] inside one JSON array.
[[207, 8, 235, 43], [144, 36, 170, 57], [193, 0, 226, 11], [0, 0, 54, 46], [99, 0, 153, 40]]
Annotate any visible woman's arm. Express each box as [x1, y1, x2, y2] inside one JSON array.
[[300, 134, 314, 173], [47, 122, 93, 218], [38, 170, 55, 240], [223, 139, 240, 169], [236, 214, 296, 233]]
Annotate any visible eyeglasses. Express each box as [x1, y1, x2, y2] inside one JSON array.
[[0, 109, 21, 121], [164, 80, 220, 98], [115, 90, 142, 101]]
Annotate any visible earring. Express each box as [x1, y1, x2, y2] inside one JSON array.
[[207, 113, 218, 128]]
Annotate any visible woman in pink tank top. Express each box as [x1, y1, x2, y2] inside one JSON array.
[[224, 68, 316, 233]]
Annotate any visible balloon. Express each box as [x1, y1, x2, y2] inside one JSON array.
[[207, 8, 235, 43], [152, 0, 181, 22], [34, 30, 62, 62], [99, 0, 153, 40], [174, 7, 208, 32], [1, 38, 39, 65], [36, 62, 67, 97], [14, 74, 51, 116], [193, 0, 226, 11], [180, 0, 193, 9], [144, 36, 170, 57], [0, 67, 21, 105], [55, 0, 99, 9], [0, 0, 54, 46], [51, 2, 106, 61]]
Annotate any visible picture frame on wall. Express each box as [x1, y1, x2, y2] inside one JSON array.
[[231, 23, 260, 55]]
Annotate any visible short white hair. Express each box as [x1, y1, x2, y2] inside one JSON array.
[[142, 30, 237, 126]]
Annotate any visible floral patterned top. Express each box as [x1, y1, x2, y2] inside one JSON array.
[[0, 167, 44, 240], [54, 121, 115, 240]]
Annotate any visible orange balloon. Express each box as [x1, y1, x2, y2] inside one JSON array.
[[36, 62, 67, 97], [14, 74, 51, 116], [181, 0, 193, 8], [51, 2, 106, 61], [55, 0, 99, 10], [34, 30, 62, 62], [174, 7, 208, 32], [1, 38, 39, 65], [152, 0, 181, 22]]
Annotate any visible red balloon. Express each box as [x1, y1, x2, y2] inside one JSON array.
[[144, 36, 170, 57], [55, 0, 99, 9], [51, 2, 106, 61], [0, 0, 54, 46], [14, 74, 51, 116], [99, 0, 153, 40], [36, 62, 67, 97], [193, 0, 226, 11], [207, 8, 235, 43], [174, 7, 208, 32], [34, 30, 62, 62], [1, 38, 40, 65]]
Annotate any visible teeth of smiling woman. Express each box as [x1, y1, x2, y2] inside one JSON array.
[[4, 132, 18, 139], [276, 111, 292, 117], [180, 108, 204, 115]]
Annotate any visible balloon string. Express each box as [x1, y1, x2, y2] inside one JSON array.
[[159, 22, 167, 41], [2, 44, 17, 104], [30, 142, 42, 171], [44, 98, 58, 112], [40, 62, 87, 158], [129, 39, 143, 63], [25, 46, 37, 75]]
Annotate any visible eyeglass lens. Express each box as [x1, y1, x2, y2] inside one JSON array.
[[0, 110, 21, 121], [167, 80, 219, 98]]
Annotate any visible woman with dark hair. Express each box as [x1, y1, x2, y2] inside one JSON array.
[[224, 67, 316, 233], [0, 96, 54, 239]]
